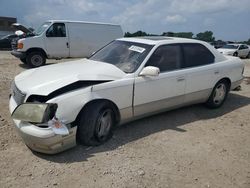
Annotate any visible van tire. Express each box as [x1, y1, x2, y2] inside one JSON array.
[[20, 58, 27, 64], [77, 101, 115, 146], [26, 51, 46, 68]]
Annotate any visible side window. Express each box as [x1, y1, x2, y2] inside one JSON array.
[[146, 44, 182, 72], [239, 45, 244, 50], [182, 43, 214, 68], [243, 45, 249, 49], [46, 23, 66, 37]]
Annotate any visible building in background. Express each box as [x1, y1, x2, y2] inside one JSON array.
[[0, 16, 17, 38]]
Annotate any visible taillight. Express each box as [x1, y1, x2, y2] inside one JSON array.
[[17, 42, 23, 49]]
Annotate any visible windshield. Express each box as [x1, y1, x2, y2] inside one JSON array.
[[34, 22, 51, 36], [89, 40, 153, 73], [221, 44, 238, 49]]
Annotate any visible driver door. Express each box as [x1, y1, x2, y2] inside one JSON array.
[[44, 23, 70, 58], [133, 44, 186, 117]]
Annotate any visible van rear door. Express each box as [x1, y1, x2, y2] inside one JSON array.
[[44, 23, 69, 58]]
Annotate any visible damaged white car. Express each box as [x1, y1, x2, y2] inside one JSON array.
[[9, 37, 244, 154]]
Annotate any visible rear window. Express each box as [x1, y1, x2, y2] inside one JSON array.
[[182, 43, 215, 68]]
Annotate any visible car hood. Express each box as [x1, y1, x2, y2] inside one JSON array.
[[11, 23, 34, 35], [14, 59, 126, 96], [217, 48, 236, 53]]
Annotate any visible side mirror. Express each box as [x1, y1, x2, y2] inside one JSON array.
[[139, 66, 160, 77]]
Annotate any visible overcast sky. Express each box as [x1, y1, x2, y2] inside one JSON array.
[[1, 0, 249, 41]]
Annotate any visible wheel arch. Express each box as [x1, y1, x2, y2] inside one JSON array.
[[72, 98, 121, 127], [216, 77, 231, 89], [26, 47, 47, 58]]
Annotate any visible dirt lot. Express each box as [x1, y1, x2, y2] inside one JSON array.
[[0, 51, 249, 188]]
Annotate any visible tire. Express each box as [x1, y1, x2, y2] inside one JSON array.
[[26, 51, 46, 68], [247, 52, 250, 59], [77, 101, 115, 146], [233, 52, 238, 57], [205, 80, 230, 109], [20, 58, 27, 64]]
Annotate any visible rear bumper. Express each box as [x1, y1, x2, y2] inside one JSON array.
[[231, 78, 243, 90], [9, 96, 77, 154], [11, 50, 26, 59]]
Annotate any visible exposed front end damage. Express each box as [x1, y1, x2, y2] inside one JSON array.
[[9, 96, 77, 154], [9, 59, 126, 154]]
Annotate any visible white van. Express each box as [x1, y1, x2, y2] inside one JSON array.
[[11, 20, 123, 67]]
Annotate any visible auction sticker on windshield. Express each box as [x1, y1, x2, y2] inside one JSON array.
[[129, 45, 146, 53]]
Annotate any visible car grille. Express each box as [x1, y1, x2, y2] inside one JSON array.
[[11, 38, 18, 50], [11, 82, 26, 105]]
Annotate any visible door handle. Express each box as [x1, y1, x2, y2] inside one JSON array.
[[66, 42, 69, 48], [177, 77, 185, 82]]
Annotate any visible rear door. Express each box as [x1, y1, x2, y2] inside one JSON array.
[[238, 45, 245, 57], [44, 23, 69, 58], [181, 43, 218, 104], [242, 45, 249, 57]]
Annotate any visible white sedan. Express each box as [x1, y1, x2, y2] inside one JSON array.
[[9, 37, 244, 154], [218, 44, 250, 58]]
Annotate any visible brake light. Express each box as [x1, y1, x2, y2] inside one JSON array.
[[17, 42, 23, 49]]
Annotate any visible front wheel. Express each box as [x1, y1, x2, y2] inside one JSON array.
[[77, 101, 115, 146], [233, 52, 238, 57], [205, 80, 229, 108], [26, 51, 46, 68]]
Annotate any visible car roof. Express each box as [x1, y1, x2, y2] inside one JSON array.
[[118, 36, 227, 63], [117, 36, 205, 45], [47, 20, 120, 26]]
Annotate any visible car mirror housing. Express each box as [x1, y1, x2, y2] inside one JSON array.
[[139, 66, 160, 77], [12, 103, 57, 123]]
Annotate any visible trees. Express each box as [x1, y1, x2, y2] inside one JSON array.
[[124, 31, 194, 39], [124, 31, 155, 37], [195, 31, 215, 42], [124, 30, 248, 44], [245, 38, 250, 45]]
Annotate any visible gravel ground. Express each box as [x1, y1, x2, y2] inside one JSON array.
[[0, 51, 250, 188]]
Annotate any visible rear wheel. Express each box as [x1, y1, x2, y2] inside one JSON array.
[[77, 101, 115, 146], [247, 52, 250, 59], [26, 51, 46, 68], [206, 80, 229, 108]]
